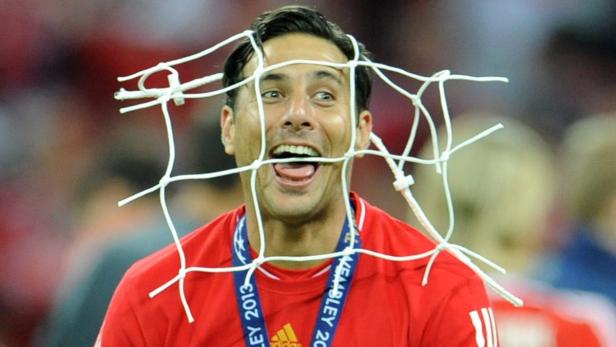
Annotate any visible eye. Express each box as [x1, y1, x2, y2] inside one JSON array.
[[314, 91, 335, 104], [261, 90, 283, 101]]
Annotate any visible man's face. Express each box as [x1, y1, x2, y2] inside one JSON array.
[[221, 33, 372, 224]]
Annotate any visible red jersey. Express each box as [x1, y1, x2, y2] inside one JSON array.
[[490, 277, 616, 347], [98, 194, 495, 346]]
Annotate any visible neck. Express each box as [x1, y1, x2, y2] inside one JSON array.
[[245, 200, 349, 270]]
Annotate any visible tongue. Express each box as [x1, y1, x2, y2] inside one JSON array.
[[274, 163, 315, 180]]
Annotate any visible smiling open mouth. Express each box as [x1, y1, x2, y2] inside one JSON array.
[[270, 144, 321, 183]]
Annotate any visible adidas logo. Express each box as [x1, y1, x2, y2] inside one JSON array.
[[270, 323, 303, 347]]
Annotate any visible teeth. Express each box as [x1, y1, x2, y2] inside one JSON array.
[[272, 144, 319, 157]]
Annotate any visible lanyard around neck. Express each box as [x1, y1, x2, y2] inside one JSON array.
[[232, 214, 360, 347]]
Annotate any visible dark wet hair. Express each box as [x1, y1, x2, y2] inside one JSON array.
[[222, 5, 372, 111]]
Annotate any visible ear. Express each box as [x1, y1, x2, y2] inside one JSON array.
[[354, 110, 373, 157], [220, 105, 236, 155]]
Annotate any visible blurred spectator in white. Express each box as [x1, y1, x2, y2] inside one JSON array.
[[411, 113, 616, 346]]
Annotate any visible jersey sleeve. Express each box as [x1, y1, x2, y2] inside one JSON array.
[[422, 275, 498, 347], [95, 274, 147, 347]]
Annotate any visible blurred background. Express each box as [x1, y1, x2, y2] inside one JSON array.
[[1, 0, 616, 346]]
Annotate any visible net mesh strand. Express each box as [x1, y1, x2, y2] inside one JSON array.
[[114, 30, 521, 323]]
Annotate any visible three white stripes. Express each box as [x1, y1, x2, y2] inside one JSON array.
[[470, 307, 498, 347]]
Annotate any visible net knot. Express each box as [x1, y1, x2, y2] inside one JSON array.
[[435, 69, 452, 81], [344, 150, 356, 160], [435, 241, 448, 253], [159, 176, 171, 187], [439, 150, 451, 163], [249, 160, 262, 171], [253, 256, 266, 267], [393, 174, 415, 191], [167, 73, 185, 106]]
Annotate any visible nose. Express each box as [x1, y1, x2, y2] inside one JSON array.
[[281, 94, 314, 132]]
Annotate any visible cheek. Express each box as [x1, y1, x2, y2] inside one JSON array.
[[323, 112, 353, 149], [233, 118, 265, 162]]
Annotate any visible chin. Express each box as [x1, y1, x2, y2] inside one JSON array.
[[267, 201, 319, 222], [260, 192, 325, 224]]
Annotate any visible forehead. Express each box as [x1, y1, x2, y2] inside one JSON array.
[[243, 33, 349, 77]]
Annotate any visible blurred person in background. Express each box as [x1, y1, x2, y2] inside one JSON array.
[[37, 116, 241, 347], [541, 114, 616, 304], [526, 1, 616, 142], [34, 124, 166, 347], [411, 113, 616, 346]]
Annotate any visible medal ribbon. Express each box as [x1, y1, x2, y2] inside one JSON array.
[[232, 213, 360, 347]]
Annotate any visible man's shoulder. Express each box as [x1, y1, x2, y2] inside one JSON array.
[[355, 197, 492, 344], [358, 197, 437, 254], [358, 196, 481, 284]]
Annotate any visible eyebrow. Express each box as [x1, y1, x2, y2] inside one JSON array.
[[312, 70, 343, 86], [259, 69, 344, 85], [260, 72, 286, 83]]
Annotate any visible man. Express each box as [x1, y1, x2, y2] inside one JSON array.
[[98, 6, 495, 346]]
